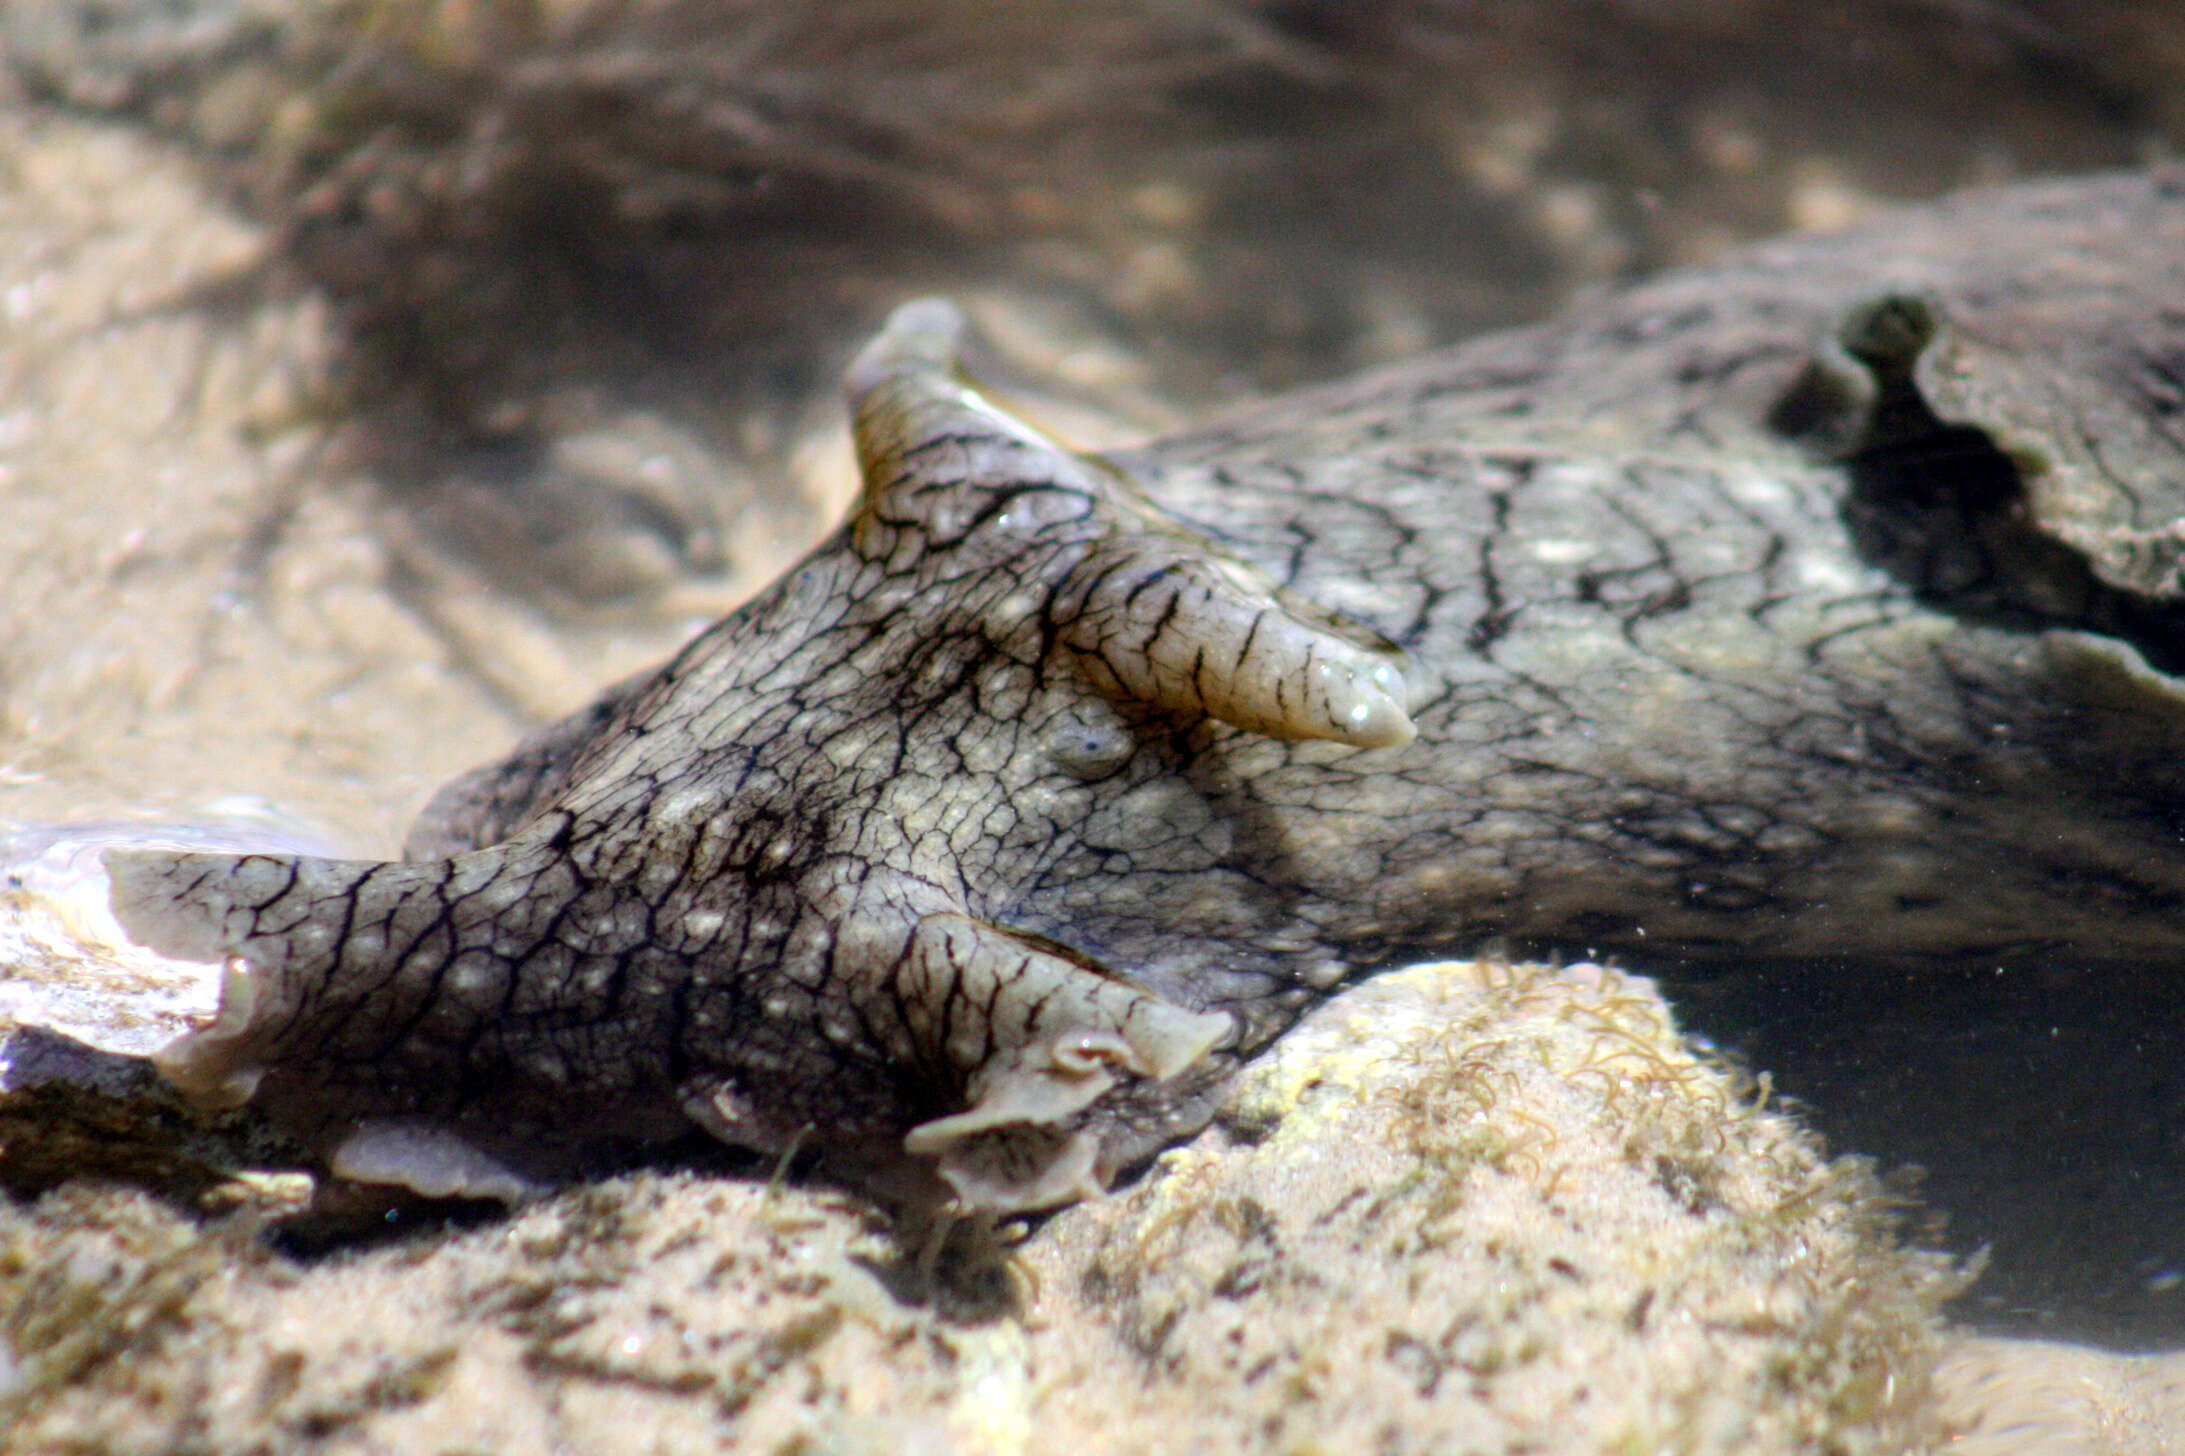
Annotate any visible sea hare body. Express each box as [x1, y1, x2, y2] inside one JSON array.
[[110, 171, 2185, 1209]]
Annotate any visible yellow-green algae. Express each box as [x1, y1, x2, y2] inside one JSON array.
[[1028, 960, 1957, 1455]]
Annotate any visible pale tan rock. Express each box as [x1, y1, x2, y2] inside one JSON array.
[[1935, 1338, 2185, 1455]]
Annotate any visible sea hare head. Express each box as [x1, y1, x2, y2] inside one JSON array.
[[106, 299, 1416, 1211]]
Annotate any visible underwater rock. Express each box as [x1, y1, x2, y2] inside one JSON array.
[[0, 960, 1964, 1455]]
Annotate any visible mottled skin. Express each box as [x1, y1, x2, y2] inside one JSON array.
[[111, 171, 2185, 1210]]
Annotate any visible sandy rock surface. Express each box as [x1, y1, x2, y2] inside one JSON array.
[[0, 111, 563, 847], [1, 959, 1953, 1455]]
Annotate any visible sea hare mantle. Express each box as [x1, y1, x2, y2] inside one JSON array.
[[105, 170, 2185, 1212]]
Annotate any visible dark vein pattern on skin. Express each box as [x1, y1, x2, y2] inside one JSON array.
[[109, 170, 2185, 1210]]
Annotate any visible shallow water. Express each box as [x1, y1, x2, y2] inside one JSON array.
[[5, 12, 2185, 1445]]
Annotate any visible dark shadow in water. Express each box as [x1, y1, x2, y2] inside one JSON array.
[[1674, 957, 2185, 1351]]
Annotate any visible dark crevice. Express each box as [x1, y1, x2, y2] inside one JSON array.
[[1778, 295, 2185, 676]]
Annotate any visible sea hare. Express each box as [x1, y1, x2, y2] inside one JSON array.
[[109, 170, 2185, 1210]]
